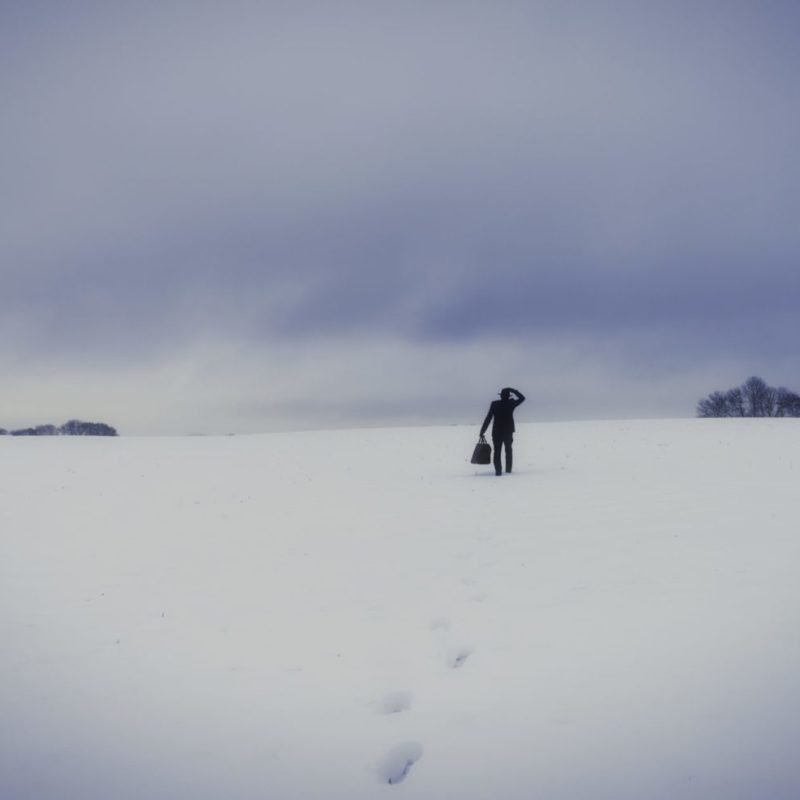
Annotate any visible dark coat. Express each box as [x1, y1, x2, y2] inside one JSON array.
[[480, 392, 525, 438]]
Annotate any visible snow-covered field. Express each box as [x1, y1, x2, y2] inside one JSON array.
[[2, 419, 800, 800]]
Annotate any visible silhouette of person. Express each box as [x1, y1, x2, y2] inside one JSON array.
[[480, 387, 525, 476]]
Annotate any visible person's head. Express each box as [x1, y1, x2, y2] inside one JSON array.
[[499, 388, 511, 400]]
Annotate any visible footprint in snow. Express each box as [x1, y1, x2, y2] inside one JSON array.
[[378, 691, 413, 715], [448, 647, 473, 669], [378, 742, 424, 785], [428, 617, 451, 633]]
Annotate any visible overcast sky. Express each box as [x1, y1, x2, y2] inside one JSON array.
[[2, 1, 799, 433]]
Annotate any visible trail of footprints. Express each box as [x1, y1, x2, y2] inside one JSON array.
[[375, 580, 484, 786]]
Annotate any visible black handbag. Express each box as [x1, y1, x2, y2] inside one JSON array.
[[470, 435, 492, 465]]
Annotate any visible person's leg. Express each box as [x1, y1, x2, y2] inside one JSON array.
[[492, 438, 502, 475], [505, 434, 513, 473]]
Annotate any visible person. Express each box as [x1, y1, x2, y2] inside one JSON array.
[[480, 387, 525, 476]]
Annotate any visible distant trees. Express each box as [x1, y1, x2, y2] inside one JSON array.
[[697, 377, 800, 418], [3, 420, 118, 436], [60, 420, 118, 436], [35, 424, 60, 436], [777, 387, 800, 417]]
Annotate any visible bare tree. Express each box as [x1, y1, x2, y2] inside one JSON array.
[[724, 387, 746, 417], [697, 391, 729, 417], [742, 376, 778, 417], [776, 388, 800, 417], [698, 377, 799, 418]]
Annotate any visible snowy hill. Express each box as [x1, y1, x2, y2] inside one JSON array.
[[2, 419, 800, 800]]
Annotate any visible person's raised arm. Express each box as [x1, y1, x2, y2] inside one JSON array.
[[512, 388, 526, 406], [479, 405, 494, 438]]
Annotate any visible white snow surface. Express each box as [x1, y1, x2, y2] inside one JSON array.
[[2, 419, 800, 800]]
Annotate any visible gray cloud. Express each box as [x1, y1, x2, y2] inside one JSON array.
[[2, 2, 800, 429]]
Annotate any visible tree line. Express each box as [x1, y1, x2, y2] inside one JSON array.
[[0, 419, 118, 436], [697, 377, 800, 418]]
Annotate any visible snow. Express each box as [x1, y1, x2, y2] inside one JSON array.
[[2, 419, 800, 799]]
